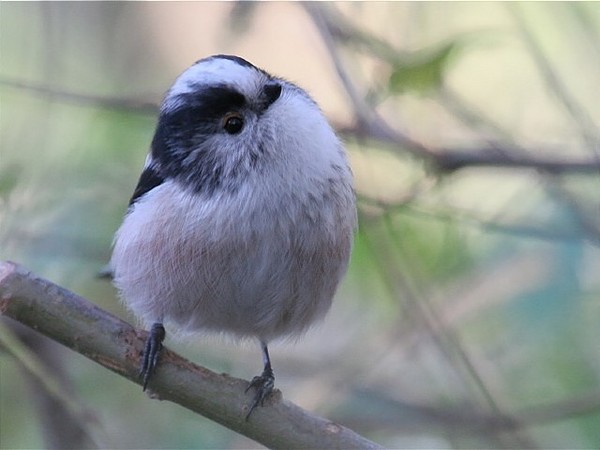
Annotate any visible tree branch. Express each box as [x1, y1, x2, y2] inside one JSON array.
[[0, 76, 159, 115], [4, 73, 600, 175], [340, 124, 600, 174], [0, 260, 383, 450], [305, 3, 600, 176]]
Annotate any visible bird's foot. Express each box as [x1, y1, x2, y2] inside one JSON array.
[[245, 366, 275, 420], [140, 322, 165, 391]]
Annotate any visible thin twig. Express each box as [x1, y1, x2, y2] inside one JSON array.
[[508, 4, 600, 156], [341, 126, 600, 173], [303, 3, 436, 160], [305, 4, 600, 175], [311, 2, 600, 246], [0, 77, 159, 115]]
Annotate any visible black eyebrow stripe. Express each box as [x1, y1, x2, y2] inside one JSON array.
[[128, 165, 165, 207], [183, 85, 246, 118]]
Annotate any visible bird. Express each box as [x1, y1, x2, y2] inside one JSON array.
[[110, 54, 356, 419]]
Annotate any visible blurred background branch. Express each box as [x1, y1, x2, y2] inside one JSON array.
[[0, 321, 100, 449]]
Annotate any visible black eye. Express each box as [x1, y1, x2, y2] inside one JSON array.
[[223, 113, 244, 134]]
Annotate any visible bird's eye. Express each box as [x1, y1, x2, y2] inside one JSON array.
[[223, 113, 244, 134]]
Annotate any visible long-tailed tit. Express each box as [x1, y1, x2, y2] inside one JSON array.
[[110, 55, 356, 418]]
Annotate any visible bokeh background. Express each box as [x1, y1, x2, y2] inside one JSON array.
[[2, 2, 600, 449]]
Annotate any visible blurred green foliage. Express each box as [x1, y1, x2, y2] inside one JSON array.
[[388, 41, 460, 95]]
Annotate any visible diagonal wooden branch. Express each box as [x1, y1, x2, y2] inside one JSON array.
[[0, 261, 383, 450]]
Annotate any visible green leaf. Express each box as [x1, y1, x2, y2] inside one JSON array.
[[388, 41, 460, 95]]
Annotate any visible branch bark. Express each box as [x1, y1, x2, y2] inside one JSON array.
[[0, 260, 383, 450]]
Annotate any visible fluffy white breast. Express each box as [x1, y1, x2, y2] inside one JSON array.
[[111, 55, 356, 341]]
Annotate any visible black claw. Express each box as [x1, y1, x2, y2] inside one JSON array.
[[245, 367, 275, 420], [245, 341, 275, 420], [140, 322, 165, 391]]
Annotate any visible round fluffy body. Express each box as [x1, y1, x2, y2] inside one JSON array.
[[111, 55, 356, 342]]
